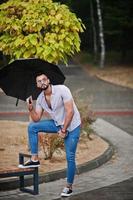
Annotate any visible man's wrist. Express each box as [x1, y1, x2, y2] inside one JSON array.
[[29, 106, 33, 112], [61, 128, 66, 133]]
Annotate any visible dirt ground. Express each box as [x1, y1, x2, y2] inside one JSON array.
[[0, 120, 108, 173]]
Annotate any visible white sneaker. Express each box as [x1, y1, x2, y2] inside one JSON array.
[[61, 187, 73, 197]]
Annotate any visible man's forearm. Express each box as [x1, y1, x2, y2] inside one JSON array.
[[58, 111, 74, 139], [63, 111, 74, 131], [29, 107, 40, 122]]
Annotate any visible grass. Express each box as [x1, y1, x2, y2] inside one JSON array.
[[74, 50, 133, 66]]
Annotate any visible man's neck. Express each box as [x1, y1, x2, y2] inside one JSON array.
[[43, 85, 52, 96]]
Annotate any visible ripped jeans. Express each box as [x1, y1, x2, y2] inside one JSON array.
[[28, 119, 81, 184]]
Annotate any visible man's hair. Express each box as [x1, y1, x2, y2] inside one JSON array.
[[35, 71, 48, 78], [35, 71, 51, 84]]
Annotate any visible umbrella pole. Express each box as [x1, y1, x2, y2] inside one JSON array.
[[16, 98, 19, 106]]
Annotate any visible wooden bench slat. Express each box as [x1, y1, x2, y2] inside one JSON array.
[[0, 167, 35, 175]]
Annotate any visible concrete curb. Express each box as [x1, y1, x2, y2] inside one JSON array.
[[0, 139, 114, 191]]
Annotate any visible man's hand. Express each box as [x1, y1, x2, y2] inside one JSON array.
[[26, 96, 33, 111], [26, 96, 43, 122], [58, 129, 67, 139]]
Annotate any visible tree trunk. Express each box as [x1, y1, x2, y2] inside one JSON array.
[[90, 0, 98, 61], [96, 0, 105, 68]]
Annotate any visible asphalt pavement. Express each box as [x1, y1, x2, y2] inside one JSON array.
[[0, 63, 133, 199], [0, 63, 133, 134]]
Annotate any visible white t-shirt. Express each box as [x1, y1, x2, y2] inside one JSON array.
[[36, 85, 81, 131]]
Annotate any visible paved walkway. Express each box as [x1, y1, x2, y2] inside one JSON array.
[[0, 63, 133, 199], [0, 64, 133, 134], [61, 64, 133, 135], [0, 119, 133, 199]]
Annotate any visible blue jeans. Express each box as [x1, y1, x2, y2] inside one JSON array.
[[28, 119, 81, 184]]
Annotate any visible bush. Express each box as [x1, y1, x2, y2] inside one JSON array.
[[0, 0, 85, 64], [39, 132, 64, 160], [73, 90, 95, 140]]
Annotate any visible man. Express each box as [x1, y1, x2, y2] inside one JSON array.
[[19, 73, 81, 197]]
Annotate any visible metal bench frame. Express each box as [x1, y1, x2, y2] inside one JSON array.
[[0, 153, 39, 195]]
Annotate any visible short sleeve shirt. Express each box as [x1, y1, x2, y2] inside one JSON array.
[[36, 85, 81, 131]]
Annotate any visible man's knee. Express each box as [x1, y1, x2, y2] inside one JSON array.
[[28, 122, 36, 133]]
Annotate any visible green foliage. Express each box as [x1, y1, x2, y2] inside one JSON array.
[[74, 51, 95, 64], [81, 49, 133, 66], [0, 0, 85, 64], [58, 0, 133, 64]]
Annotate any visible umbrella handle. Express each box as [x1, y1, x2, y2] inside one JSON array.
[[16, 98, 19, 106]]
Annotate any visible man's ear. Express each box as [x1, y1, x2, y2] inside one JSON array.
[[48, 79, 50, 83]]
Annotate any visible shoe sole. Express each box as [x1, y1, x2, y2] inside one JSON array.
[[18, 164, 40, 168], [61, 193, 72, 197]]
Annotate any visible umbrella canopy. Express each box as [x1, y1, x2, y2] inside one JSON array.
[[0, 58, 65, 101]]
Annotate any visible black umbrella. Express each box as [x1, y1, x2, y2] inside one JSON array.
[[0, 58, 65, 103]]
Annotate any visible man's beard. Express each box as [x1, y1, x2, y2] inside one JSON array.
[[40, 83, 49, 91]]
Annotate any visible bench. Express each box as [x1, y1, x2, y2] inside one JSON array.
[[0, 153, 39, 195]]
